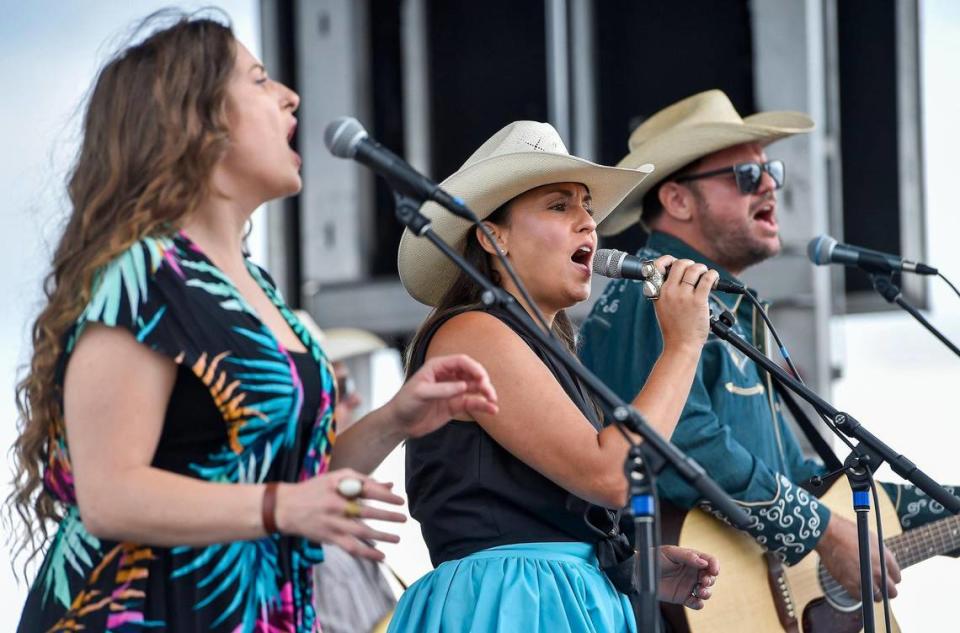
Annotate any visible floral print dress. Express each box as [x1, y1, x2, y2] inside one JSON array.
[[18, 232, 336, 632]]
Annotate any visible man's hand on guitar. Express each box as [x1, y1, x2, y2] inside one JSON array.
[[657, 545, 720, 610], [816, 515, 902, 602]]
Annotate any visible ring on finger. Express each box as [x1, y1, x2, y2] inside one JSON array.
[[681, 279, 697, 287], [337, 476, 364, 499], [343, 500, 363, 519], [690, 584, 700, 599]]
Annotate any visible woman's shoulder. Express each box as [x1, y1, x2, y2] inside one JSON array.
[[426, 309, 528, 359], [434, 308, 515, 336], [82, 234, 180, 328], [98, 234, 179, 279]]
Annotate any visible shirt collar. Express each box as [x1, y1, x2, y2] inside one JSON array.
[[644, 231, 742, 285]]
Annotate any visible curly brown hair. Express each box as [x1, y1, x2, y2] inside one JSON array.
[[7, 11, 236, 574]]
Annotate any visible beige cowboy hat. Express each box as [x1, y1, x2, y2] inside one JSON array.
[[293, 310, 387, 363], [398, 120, 654, 306], [599, 89, 815, 236]]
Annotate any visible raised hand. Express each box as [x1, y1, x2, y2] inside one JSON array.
[[650, 256, 718, 354], [387, 353, 499, 439]]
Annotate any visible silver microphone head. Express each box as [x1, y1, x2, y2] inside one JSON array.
[[593, 248, 627, 278], [324, 116, 368, 159], [807, 235, 838, 266]]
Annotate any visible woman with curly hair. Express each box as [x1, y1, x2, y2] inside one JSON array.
[[10, 12, 496, 632]]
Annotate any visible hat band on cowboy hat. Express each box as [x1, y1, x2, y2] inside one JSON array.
[[397, 120, 654, 307], [599, 89, 814, 237]]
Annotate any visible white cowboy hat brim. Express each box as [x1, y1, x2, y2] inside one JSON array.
[[293, 310, 387, 362], [398, 152, 653, 306], [321, 328, 387, 362], [601, 111, 813, 236]]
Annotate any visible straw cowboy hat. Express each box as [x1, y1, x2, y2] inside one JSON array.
[[599, 89, 814, 236], [293, 310, 387, 363], [398, 120, 654, 306]]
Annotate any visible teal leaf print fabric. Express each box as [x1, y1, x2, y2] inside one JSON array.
[[19, 232, 336, 633]]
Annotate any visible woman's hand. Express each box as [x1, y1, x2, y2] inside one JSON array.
[[657, 545, 720, 610], [650, 256, 718, 354], [386, 353, 499, 439], [276, 469, 407, 561]]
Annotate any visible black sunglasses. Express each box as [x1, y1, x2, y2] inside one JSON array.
[[674, 160, 785, 195]]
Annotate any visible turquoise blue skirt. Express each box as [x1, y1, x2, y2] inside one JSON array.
[[387, 542, 637, 633]]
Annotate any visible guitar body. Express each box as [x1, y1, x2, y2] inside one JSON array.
[[680, 478, 902, 633]]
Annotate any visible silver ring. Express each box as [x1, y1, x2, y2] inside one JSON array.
[[690, 585, 699, 599], [336, 477, 363, 499]]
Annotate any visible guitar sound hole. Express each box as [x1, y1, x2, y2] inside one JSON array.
[[803, 597, 864, 633], [816, 561, 862, 612]]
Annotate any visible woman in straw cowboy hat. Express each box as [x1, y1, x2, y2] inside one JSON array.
[[388, 121, 721, 632]]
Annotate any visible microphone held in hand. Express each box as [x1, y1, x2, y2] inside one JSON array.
[[592, 249, 746, 298], [806, 234, 937, 275], [323, 116, 475, 220]]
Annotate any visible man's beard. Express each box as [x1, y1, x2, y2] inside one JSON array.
[[696, 196, 781, 273]]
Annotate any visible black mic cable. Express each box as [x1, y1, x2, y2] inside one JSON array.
[[938, 272, 960, 301]]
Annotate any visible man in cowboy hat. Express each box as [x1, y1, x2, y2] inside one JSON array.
[[578, 89, 954, 604]]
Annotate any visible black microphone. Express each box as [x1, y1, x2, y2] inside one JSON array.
[[593, 248, 746, 297], [807, 234, 937, 275], [324, 116, 475, 221]]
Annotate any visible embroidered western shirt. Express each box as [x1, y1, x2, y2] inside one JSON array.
[[579, 231, 830, 564]]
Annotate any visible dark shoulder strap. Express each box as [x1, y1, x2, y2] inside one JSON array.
[[772, 380, 843, 471]]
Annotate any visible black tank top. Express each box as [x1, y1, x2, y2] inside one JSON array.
[[406, 304, 618, 567]]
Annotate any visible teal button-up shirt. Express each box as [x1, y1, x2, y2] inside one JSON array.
[[580, 231, 831, 564]]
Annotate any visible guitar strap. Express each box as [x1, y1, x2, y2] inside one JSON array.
[[750, 298, 843, 473], [771, 378, 843, 472]]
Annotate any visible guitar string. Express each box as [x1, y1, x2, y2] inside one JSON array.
[[742, 295, 960, 603], [816, 528, 915, 597], [817, 518, 959, 597], [902, 519, 953, 566]]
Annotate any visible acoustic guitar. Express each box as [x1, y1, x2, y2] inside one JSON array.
[[678, 477, 960, 633]]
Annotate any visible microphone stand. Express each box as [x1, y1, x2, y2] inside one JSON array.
[[394, 193, 750, 633], [709, 310, 960, 633], [869, 273, 960, 359], [624, 444, 662, 632]]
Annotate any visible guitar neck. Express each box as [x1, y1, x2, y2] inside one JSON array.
[[886, 514, 960, 568]]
